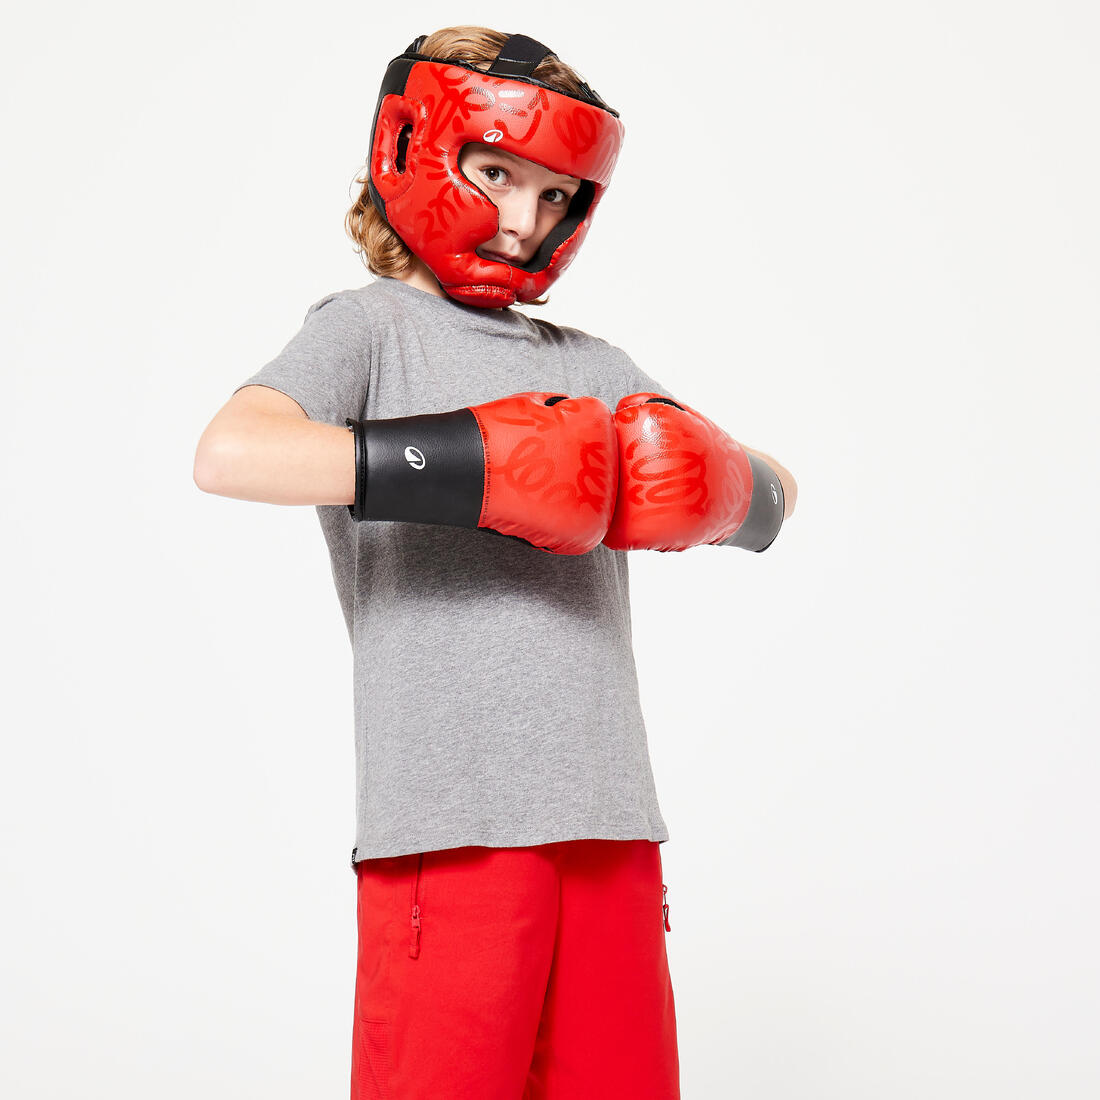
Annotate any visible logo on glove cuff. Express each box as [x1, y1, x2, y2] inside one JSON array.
[[404, 446, 426, 471], [770, 483, 778, 505]]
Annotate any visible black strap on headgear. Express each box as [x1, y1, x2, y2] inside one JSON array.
[[487, 34, 556, 77], [396, 31, 616, 116]]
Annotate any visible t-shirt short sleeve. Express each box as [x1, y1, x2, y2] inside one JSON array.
[[609, 345, 677, 405], [235, 291, 372, 427], [554, 323, 678, 410]]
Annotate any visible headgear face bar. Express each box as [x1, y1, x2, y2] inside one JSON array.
[[367, 33, 624, 308]]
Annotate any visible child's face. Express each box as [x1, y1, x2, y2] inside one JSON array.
[[458, 143, 581, 266]]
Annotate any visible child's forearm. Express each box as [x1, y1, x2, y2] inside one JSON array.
[[194, 405, 355, 507]]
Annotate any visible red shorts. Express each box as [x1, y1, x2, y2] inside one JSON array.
[[351, 838, 679, 1099]]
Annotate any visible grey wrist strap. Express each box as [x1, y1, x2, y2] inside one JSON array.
[[723, 452, 785, 552]]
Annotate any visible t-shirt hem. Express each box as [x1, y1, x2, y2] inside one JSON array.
[[350, 821, 671, 865]]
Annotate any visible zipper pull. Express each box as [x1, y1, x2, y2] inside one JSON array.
[[409, 904, 422, 958], [662, 884, 671, 932]]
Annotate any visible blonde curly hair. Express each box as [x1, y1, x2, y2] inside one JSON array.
[[344, 27, 598, 306]]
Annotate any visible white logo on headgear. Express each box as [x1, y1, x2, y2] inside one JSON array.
[[483, 129, 504, 143], [770, 483, 779, 505], [405, 446, 426, 470]]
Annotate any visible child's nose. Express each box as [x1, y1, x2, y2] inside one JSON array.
[[498, 192, 539, 241]]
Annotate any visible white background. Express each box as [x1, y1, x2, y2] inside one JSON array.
[[2, 1, 1097, 1097]]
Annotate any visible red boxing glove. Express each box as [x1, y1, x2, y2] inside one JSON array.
[[602, 393, 784, 553], [347, 392, 618, 555], [473, 392, 618, 554]]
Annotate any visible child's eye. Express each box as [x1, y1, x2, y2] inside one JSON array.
[[481, 166, 507, 184], [543, 188, 570, 205]]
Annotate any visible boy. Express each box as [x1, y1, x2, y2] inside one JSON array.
[[195, 26, 795, 1099]]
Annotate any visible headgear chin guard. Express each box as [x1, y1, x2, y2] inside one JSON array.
[[367, 33, 624, 308]]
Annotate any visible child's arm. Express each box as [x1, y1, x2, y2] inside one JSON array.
[[197, 385, 619, 555], [193, 384, 356, 506]]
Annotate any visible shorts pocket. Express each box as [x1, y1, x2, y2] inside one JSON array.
[[354, 1017, 393, 1100]]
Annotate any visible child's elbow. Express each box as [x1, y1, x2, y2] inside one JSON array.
[[193, 428, 237, 496]]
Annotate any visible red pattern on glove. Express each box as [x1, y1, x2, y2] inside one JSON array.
[[602, 393, 753, 552], [471, 392, 618, 555]]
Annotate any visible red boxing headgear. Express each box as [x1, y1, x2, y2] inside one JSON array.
[[367, 34, 624, 308]]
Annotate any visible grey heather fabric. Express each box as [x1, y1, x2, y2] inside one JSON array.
[[237, 277, 688, 862]]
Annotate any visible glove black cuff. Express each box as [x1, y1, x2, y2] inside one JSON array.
[[345, 418, 368, 521], [345, 410, 485, 528]]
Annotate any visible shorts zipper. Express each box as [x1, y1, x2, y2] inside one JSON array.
[[662, 883, 671, 931], [409, 853, 424, 959]]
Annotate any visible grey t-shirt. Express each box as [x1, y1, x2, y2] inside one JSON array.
[[238, 276, 682, 862]]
